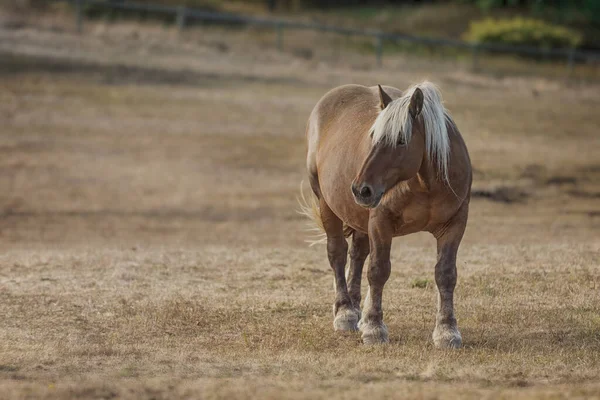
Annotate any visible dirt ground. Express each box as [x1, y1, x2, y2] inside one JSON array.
[[0, 16, 599, 399]]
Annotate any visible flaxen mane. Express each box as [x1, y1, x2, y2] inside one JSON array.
[[370, 81, 452, 183]]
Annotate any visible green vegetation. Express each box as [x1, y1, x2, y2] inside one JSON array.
[[464, 17, 583, 49], [461, 0, 600, 48], [463, 0, 600, 24], [410, 278, 432, 289]]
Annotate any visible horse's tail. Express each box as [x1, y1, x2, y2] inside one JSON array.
[[297, 181, 353, 246]]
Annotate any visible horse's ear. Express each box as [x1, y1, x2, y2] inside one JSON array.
[[409, 88, 424, 119], [377, 84, 392, 110]]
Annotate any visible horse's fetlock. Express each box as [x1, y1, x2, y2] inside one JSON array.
[[360, 321, 389, 345], [333, 307, 360, 332], [433, 323, 462, 349]]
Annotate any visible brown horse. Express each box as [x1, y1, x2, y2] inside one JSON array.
[[300, 81, 472, 348]]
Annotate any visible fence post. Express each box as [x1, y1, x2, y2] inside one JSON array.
[[471, 44, 480, 71], [375, 34, 383, 67], [566, 48, 576, 79], [75, 0, 83, 34], [176, 6, 187, 31], [276, 23, 284, 51]]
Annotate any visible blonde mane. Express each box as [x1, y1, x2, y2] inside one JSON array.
[[370, 81, 452, 183]]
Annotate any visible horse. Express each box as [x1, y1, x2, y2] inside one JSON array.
[[299, 81, 472, 348]]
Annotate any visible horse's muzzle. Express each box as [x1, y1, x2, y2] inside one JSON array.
[[351, 183, 383, 208]]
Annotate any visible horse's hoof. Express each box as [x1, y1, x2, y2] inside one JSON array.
[[359, 322, 389, 345], [433, 325, 462, 349], [333, 308, 360, 332]]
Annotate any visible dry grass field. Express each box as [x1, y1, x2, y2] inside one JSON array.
[[0, 15, 599, 399]]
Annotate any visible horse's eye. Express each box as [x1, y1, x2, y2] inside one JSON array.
[[396, 134, 406, 146]]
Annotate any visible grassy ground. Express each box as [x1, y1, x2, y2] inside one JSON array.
[[0, 16, 600, 399]]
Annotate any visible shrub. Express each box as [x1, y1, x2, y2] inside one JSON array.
[[464, 17, 582, 49]]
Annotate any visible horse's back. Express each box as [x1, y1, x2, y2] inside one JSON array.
[[307, 84, 401, 137]]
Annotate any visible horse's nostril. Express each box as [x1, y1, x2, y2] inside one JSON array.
[[360, 185, 372, 198]]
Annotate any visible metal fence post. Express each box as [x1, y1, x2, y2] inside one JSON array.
[[75, 0, 83, 34], [176, 6, 187, 31], [375, 34, 383, 67], [567, 48, 576, 79], [471, 44, 480, 71], [276, 23, 284, 51]]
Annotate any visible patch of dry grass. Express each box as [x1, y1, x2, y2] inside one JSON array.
[[0, 20, 599, 399], [1, 244, 599, 398]]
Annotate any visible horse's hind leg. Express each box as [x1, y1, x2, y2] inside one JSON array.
[[432, 204, 468, 349], [347, 231, 369, 312], [320, 199, 360, 331]]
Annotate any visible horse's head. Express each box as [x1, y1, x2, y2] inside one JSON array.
[[351, 85, 425, 208]]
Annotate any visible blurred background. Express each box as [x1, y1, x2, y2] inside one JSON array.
[[0, 0, 598, 248], [0, 1, 599, 398]]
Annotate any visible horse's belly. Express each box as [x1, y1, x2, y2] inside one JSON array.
[[318, 153, 370, 233], [391, 193, 462, 236]]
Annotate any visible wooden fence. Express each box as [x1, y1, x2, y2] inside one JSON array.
[[70, 0, 600, 76]]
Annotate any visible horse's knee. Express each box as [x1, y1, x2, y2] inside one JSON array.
[[367, 259, 391, 286]]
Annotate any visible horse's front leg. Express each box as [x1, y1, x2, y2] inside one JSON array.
[[320, 200, 360, 331], [432, 205, 468, 349], [359, 216, 393, 344]]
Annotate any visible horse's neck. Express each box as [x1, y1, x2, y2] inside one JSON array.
[[415, 160, 431, 192], [415, 148, 445, 194]]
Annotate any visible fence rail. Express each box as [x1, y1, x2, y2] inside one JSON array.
[[68, 0, 600, 75]]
